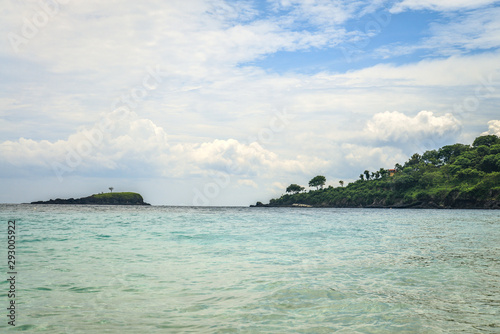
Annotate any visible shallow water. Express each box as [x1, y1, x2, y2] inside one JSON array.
[[1, 205, 499, 333]]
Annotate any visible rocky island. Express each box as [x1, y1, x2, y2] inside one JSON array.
[[31, 192, 150, 205], [253, 135, 500, 209]]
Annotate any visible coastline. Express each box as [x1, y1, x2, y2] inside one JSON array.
[[254, 135, 500, 210], [251, 200, 500, 209]]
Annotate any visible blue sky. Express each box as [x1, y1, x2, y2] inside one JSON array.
[[249, 8, 437, 73], [1, 0, 500, 205]]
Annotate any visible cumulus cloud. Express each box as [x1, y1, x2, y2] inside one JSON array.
[[339, 110, 463, 172], [365, 110, 461, 145], [0, 109, 323, 180], [0, 110, 169, 175], [177, 138, 313, 178], [482, 120, 500, 136]]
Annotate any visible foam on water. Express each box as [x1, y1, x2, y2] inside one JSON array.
[[0, 205, 499, 333]]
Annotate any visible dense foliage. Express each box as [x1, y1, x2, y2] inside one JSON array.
[[32, 192, 149, 205], [268, 135, 500, 208], [92, 192, 144, 202], [286, 184, 305, 194], [308, 175, 326, 189]]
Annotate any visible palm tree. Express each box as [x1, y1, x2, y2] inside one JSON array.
[[339, 180, 344, 187], [109, 187, 114, 193]]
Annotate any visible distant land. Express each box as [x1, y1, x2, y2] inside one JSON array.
[[31, 192, 150, 206], [253, 135, 500, 209]]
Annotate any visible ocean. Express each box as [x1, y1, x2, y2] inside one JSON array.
[[1, 205, 499, 333]]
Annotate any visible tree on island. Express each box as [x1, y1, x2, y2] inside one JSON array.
[[359, 174, 364, 181], [309, 175, 326, 190], [286, 184, 305, 194], [364, 170, 371, 181], [339, 180, 344, 187], [109, 187, 114, 193]]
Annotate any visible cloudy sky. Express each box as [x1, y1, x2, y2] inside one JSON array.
[[1, 0, 500, 205]]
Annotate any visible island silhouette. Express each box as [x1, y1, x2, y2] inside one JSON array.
[[31, 192, 150, 205]]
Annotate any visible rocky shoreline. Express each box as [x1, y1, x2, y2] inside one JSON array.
[[251, 200, 500, 209]]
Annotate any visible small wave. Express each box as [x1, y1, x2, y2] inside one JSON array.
[[68, 286, 101, 293]]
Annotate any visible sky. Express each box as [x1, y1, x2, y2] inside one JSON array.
[[1, 0, 500, 206]]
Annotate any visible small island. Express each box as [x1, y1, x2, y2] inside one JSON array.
[[31, 192, 150, 206], [253, 135, 500, 209]]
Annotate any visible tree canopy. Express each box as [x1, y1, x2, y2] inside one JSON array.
[[286, 184, 305, 194], [309, 175, 326, 189], [472, 135, 500, 147]]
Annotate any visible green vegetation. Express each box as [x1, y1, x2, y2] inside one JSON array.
[[286, 184, 305, 194], [267, 135, 500, 209], [92, 192, 144, 202], [309, 175, 326, 189], [31, 192, 149, 205]]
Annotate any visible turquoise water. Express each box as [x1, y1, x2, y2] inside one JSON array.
[[1, 205, 499, 333]]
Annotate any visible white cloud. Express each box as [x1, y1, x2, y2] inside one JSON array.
[[339, 112, 464, 173], [482, 120, 500, 136], [365, 110, 461, 144], [0, 0, 345, 75], [237, 179, 258, 188], [271, 0, 361, 26], [0, 110, 324, 180], [272, 181, 286, 190], [390, 0, 499, 13], [266, 181, 287, 197], [427, 8, 500, 52], [332, 51, 500, 87], [323, 110, 465, 174], [342, 143, 408, 171], [379, 7, 500, 57], [0, 110, 169, 173]]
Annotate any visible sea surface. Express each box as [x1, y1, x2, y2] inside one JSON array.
[[0, 205, 499, 333]]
